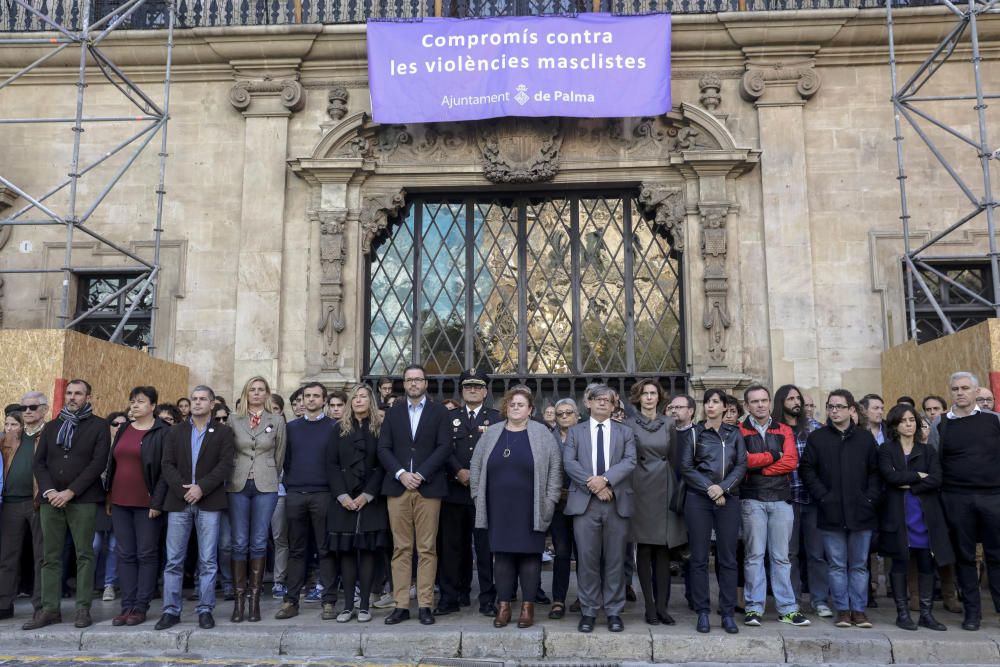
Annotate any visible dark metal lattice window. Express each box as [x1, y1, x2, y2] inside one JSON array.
[[909, 260, 995, 343], [74, 274, 153, 349], [366, 191, 684, 386]]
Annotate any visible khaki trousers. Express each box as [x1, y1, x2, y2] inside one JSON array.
[[387, 490, 441, 608]]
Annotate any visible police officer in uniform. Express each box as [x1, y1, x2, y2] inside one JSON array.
[[434, 370, 501, 617]]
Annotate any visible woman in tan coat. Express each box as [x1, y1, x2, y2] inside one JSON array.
[[226, 376, 286, 623]]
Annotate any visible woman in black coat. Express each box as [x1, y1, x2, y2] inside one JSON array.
[[326, 384, 389, 623], [878, 403, 954, 632]]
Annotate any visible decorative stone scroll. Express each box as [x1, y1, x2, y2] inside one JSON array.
[[313, 208, 348, 368], [700, 204, 732, 366], [637, 183, 687, 251], [740, 63, 821, 103], [475, 118, 563, 183], [359, 189, 407, 255], [229, 79, 305, 113]]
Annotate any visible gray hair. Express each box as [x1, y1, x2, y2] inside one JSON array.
[[20, 390, 48, 405], [583, 383, 603, 400], [191, 385, 216, 401], [949, 371, 979, 388], [554, 398, 578, 413], [588, 384, 615, 400]]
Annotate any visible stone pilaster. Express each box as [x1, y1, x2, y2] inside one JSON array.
[[229, 61, 305, 388], [742, 58, 823, 391], [0, 185, 16, 328]]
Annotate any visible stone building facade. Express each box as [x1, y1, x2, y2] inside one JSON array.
[[1, 6, 997, 402]]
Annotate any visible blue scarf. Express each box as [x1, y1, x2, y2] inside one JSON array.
[[56, 403, 93, 451]]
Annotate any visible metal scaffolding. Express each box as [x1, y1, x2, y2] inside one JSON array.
[[887, 0, 1000, 341], [0, 0, 175, 353]]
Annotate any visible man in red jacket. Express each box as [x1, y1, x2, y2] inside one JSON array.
[[738, 385, 809, 627]]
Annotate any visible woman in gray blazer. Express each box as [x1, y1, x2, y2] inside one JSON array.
[[470, 386, 561, 630], [226, 376, 286, 623]]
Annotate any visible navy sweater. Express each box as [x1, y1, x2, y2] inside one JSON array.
[[283, 416, 336, 492]]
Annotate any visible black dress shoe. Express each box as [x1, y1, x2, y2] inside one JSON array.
[[418, 607, 435, 625], [479, 602, 497, 616], [154, 613, 180, 631], [658, 612, 676, 625], [696, 612, 710, 633], [578, 615, 595, 633], [625, 585, 637, 602], [645, 613, 660, 625], [535, 591, 551, 605], [721, 615, 739, 634], [459, 594, 471, 607], [608, 615, 624, 632], [198, 612, 215, 629], [433, 604, 459, 616], [962, 615, 981, 631], [384, 608, 410, 625]]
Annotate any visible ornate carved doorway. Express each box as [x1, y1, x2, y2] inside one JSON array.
[[364, 190, 685, 401]]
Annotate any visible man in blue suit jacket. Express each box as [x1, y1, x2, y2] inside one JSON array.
[[377, 364, 451, 626], [563, 384, 636, 634]]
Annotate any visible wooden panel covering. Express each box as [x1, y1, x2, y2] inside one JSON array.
[[0, 329, 189, 418]]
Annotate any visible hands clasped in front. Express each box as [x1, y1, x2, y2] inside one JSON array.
[[585, 475, 613, 502]]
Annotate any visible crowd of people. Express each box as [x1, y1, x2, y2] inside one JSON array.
[[1, 368, 997, 636]]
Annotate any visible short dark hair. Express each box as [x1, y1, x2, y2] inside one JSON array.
[[214, 405, 231, 418], [859, 393, 884, 409], [403, 364, 426, 379], [896, 396, 916, 406], [155, 403, 182, 422], [176, 397, 190, 407], [885, 403, 922, 443], [301, 382, 328, 400], [67, 379, 92, 395], [703, 388, 727, 406], [378, 377, 393, 388], [328, 390, 348, 403], [723, 393, 744, 418], [743, 384, 771, 402], [670, 393, 696, 410], [129, 385, 159, 405], [106, 410, 128, 424], [271, 394, 285, 411], [827, 388, 856, 408], [289, 388, 303, 403], [922, 395, 947, 411]]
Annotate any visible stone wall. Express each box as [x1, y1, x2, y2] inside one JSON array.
[[0, 8, 997, 401]]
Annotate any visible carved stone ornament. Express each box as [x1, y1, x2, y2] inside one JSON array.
[[327, 86, 349, 121], [360, 190, 407, 255], [476, 118, 563, 183], [637, 183, 686, 251], [229, 79, 305, 113], [698, 73, 722, 112], [741, 64, 821, 102], [699, 204, 732, 366], [312, 209, 348, 368]]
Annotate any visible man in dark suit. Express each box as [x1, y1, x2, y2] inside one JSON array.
[[563, 383, 637, 633], [26, 379, 109, 630], [155, 385, 235, 631], [377, 364, 451, 625], [435, 369, 501, 617]]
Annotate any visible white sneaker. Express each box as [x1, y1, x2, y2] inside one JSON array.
[[814, 603, 833, 618], [357, 609, 372, 623], [102, 585, 116, 602], [336, 609, 355, 623], [373, 592, 395, 609]]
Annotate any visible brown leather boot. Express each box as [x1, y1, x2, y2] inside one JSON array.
[[517, 602, 535, 628], [247, 557, 266, 622], [493, 601, 511, 628], [230, 560, 247, 623]]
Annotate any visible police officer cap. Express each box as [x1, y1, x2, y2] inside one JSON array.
[[459, 369, 489, 387]]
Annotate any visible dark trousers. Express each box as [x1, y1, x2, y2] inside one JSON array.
[[549, 506, 575, 603], [437, 502, 494, 607], [636, 543, 671, 617], [337, 549, 376, 612], [891, 547, 934, 576], [111, 505, 163, 613], [685, 491, 740, 616], [284, 491, 336, 605], [494, 552, 541, 603], [942, 491, 1000, 617], [0, 501, 43, 611]]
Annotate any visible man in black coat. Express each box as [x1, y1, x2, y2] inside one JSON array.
[[435, 369, 501, 617], [377, 364, 451, 625], [799, 388, 881, 630], [26, 379, 110, 631]]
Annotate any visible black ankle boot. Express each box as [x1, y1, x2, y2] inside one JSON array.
[[891, 572, 917, 630], [918, 572, 947, 631]]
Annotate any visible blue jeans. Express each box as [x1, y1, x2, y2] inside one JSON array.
[[791, 502, 829, 608], [93, 529, 118, 587], [821, 528, 872, 613], [218, 510, 232, 589], [228, 480, 279, 561], [163, 506, 221, 616], [742, 499, 797, 615]]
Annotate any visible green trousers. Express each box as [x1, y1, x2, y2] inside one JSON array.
[[40, 502, 97, 612]]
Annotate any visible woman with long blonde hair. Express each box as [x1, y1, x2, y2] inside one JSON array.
[[326, 384, 389, 623]]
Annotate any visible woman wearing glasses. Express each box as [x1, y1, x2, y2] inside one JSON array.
[[547, 398, 579, 620], [103, 386, 170, 627], [226, 376, 286, 623], [680, 388, 747, 634]]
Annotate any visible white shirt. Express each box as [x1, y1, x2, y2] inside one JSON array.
[[408, 396, 426, 440], [589, 417, 612, 477], [946, 405, 981, 420]]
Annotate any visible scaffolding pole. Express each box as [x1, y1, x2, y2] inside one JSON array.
[[0, 0, 175, 353], [886, 0, 1000, 342]]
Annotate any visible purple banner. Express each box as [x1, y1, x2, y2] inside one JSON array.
[[367, 13, 671, 123]]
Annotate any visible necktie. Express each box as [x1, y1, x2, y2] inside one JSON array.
[[596, 423, 606, 476], [469, 409, 475, 422]]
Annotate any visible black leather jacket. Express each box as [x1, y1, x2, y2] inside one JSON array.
[[680, 422, 748, 496]]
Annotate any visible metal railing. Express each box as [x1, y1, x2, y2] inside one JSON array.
[[2, 0, 936, 30]]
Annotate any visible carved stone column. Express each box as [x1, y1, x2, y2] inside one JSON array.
[[313, 209, 347, 370], [228, 62, 305, 387], [700, 204, 731, 367], [742, 59, 823, 391]]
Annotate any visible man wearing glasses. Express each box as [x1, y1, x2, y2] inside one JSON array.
[[0, 392, 48, 620], [799, 389, 881, 630], [378, 364, 451, 625]]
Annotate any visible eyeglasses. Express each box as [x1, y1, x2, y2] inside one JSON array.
[[403, 377, 426, 384], [160, 416, 175, 425], [976, 397, 994, 404], [668, 404, 690, 411], [214, 416, 228, 422], [826, 404, 850, 411], [111, 421, 127, 428], [556, 411, 576, 417], [19, 404, 44, 411], [590, 396, 612, 404]]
